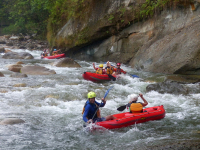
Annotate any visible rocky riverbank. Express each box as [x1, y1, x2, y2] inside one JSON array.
[[0, 35, 48, 52]]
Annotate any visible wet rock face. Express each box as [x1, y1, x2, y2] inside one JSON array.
[[20, 65, 56, 75], [146, 80, 188, 95], [8, 64, 23, 72], [2, 52, 34, 59], [54, 1, 200, 75], [0, 46, 5, 53], [52, 57, 81, 68]]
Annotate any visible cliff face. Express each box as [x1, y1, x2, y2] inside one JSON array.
[[50, 0, 200, 75]]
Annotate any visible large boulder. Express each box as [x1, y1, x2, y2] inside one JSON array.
[[0, 118, 25, 125], [52, 57, 81, 68], [20, 65, 56, 75], [0, 40, 6, 44], [2, 52, 34, 59], [0, 72, 4, 77], [10, 72, 28, 78], [0, 46, 5, 53], [13, 83, 26, 87], [6, 42, 14, 46], [146, 80, 188, 95], [16, 61, 24, 65], [4, 35, 11, 39], [7, 64, 23, 72]]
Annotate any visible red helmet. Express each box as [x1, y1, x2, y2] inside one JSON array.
[[117, 63, 121, 66]]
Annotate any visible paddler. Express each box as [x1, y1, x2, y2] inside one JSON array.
[[105, 61, 114, 75], [93, 63, 106, 74], [52, 49, 61, 56], [112, 63, 126, 75], [127, 93, 148, 113], [82, 91, 116, 123]]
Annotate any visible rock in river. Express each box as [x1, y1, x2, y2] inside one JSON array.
[[21, 65, 56, 75]]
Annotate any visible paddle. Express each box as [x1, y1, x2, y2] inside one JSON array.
[[117, 105, 127, 111], [127, 73, 139, 78], [107, 74, 116, 81], [103, 86, 114, 99], [91, 86, 114, 120]]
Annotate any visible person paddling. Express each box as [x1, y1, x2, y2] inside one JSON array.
[[127, 93, 148, 113], [105, 61, 114, 75], [41, 49, 49, 58], [93, 63, 106, 74], [52, 49, 61, 56], [112, 63, 126, 75], [82, 91, 116, 123]]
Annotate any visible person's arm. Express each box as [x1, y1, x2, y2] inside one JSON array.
[[95, 99, 106, 107], [139, 93, 148, 107], [93, 63, 97, 70], [121, 69, 126, 74], [112, 68, 116, 75]]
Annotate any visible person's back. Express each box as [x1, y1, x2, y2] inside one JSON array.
[[127, 93, 148, 113], [129, 101, 143, 113]]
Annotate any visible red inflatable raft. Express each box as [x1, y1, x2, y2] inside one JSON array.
[[42, 53, 66, 59], [95, 105, 165, 129], [82, 72, 116, 82]]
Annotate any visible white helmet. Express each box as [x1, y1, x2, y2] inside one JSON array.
[[128, 94, 138, 102]]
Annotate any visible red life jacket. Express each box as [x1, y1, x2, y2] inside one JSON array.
[[116, 68, 122, 74]]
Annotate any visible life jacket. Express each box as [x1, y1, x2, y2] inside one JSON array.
[[129, 102, 143, 113], [82, 101, 101, 119], [96, 68, 103, 74], [106, 67, 114, 75], [53, 51, 58, 56], [116, 68, 122, 74]]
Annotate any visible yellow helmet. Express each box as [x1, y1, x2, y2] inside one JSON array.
[[87, 92, 96, 99], [99, 64, 103, 68]]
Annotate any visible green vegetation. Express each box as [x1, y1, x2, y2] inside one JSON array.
[[0, 0, 193, 41], [108, 15, 114, 23], [139, 0, 193, 19], [0, 0, 53, 38], [0, 0, 86, 39]]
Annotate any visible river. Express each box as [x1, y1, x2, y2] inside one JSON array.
[[0, 48, 199, 150]]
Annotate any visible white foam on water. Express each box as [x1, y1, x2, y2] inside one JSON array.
[[0, 48, 200, 149]]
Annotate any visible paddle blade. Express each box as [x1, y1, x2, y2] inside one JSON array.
[[128, 73, 139, 78], [117, 105, 127, 111], [107, 74, 116, 81], [131, 74, 139, 78], [104, 86, 114, 98]]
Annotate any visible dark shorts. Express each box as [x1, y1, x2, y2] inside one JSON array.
[[93, 117, 106, 122]]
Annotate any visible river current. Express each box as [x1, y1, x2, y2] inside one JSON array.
[[0, 48, 199, 150]]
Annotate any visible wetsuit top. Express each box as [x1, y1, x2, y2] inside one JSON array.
[[113, 68, 126, 74], [83, 100, 105, 122]]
